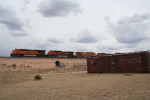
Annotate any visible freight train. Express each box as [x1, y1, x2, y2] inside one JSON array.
[[10, 49, 107, 58]]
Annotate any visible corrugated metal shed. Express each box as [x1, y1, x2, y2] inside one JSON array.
[[87, 51, 150, 73]]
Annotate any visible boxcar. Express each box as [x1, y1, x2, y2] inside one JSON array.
[[10, 49, 46, 57], [87, 51, 150, 73]]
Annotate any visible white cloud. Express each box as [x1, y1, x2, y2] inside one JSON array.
[[70, 29, 100, 43], [0, 4, 29, 37], [0, 5, 24, 30], [30, 36, 63, 50], [37, 0, 83, 17], [11, 31, 28, 37], [48, 37, 63, 44], [105, 13, 150, 45], [21, 0, 30, 11]]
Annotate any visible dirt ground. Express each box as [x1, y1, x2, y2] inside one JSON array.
[[0, 58, 150, 100]]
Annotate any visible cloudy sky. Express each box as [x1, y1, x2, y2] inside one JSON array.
[[0, 0, 150, 56]]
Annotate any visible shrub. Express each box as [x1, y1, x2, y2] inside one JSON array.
[[34, 75, 42, 80], [55, 61, 60, 67]]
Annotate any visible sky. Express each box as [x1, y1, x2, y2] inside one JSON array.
[[0, 0, 150, 56]]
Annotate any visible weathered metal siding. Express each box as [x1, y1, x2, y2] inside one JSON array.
[[118, 55, 131, 73], [143, 52, 150, 72], [87, 58, 100, 73], [147, 52, 150, 72], [87, 57, 110, 73], [87, 51, 150, 73], [131, 53, 143, 72], [97, 57, 109, 73], [108, 56, 118, 73]]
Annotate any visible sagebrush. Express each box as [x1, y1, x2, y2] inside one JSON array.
[[34, 75, 42, 80]]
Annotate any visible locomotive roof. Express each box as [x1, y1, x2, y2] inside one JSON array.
[[15, 49, 46, 51], [50, 50, 74, 52], [75, 52, 95, 53]]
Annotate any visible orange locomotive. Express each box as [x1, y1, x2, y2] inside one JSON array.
[[48, 51, 97, 58], [10, 49, 106, 58], [75, 52, 97, 58], [48, 50, 74, 58], [97, 53, 106, 57], [10, 49, 46, 57]]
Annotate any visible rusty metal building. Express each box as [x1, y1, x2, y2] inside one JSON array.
[[87, 51, 150, 73]]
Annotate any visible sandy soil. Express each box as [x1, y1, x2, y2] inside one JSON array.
[[0, 58, 150, 100]]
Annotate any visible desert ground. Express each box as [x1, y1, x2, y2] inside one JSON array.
[[0, 58, 150, 100]]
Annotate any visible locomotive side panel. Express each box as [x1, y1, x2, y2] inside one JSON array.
[[97, 53, 106, 57], [48, 50, 58, 57], [48, 50, 74, 58], [11, 49, 46, 57], [89, 52, 97, 57], [75, 52, 97, 58], [75, 52, 83, 58], [60, 52, 74, 57]]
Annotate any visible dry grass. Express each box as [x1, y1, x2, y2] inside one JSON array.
[[0, 58, 150, 100]]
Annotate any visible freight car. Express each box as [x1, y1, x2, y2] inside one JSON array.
[[10, 49, 46, 57], [87, 51, 150, 73], [48, 50, 74, 58]]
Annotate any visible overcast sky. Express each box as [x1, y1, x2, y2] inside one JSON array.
[[0, 0, 150, 56]]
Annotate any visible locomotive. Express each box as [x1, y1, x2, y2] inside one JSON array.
[[10, 49, 105, 58], [10, 49, 46, 57]]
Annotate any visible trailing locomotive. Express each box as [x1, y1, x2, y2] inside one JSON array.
[[10, 48, 106, 58], [10, 49, 46, 57], [75, 52, 97, 58], [48, 50, 74, 58]]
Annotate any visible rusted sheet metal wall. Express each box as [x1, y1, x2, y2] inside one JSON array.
[[97, 57, 109, 73], [144, 52, 150, 72], [118, 55, 130, 73], [118, 53, 143, 73], [87, 52, 150, 73], [131, 53, 143, 72], [147, 52, 150, 72], [87, 58, 100, 73], [108, 56, 118, 73]]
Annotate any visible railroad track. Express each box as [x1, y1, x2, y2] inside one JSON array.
[[0, 56, 88, 59]]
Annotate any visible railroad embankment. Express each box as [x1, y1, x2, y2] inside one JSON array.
[[0, 58, 87, 70]]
